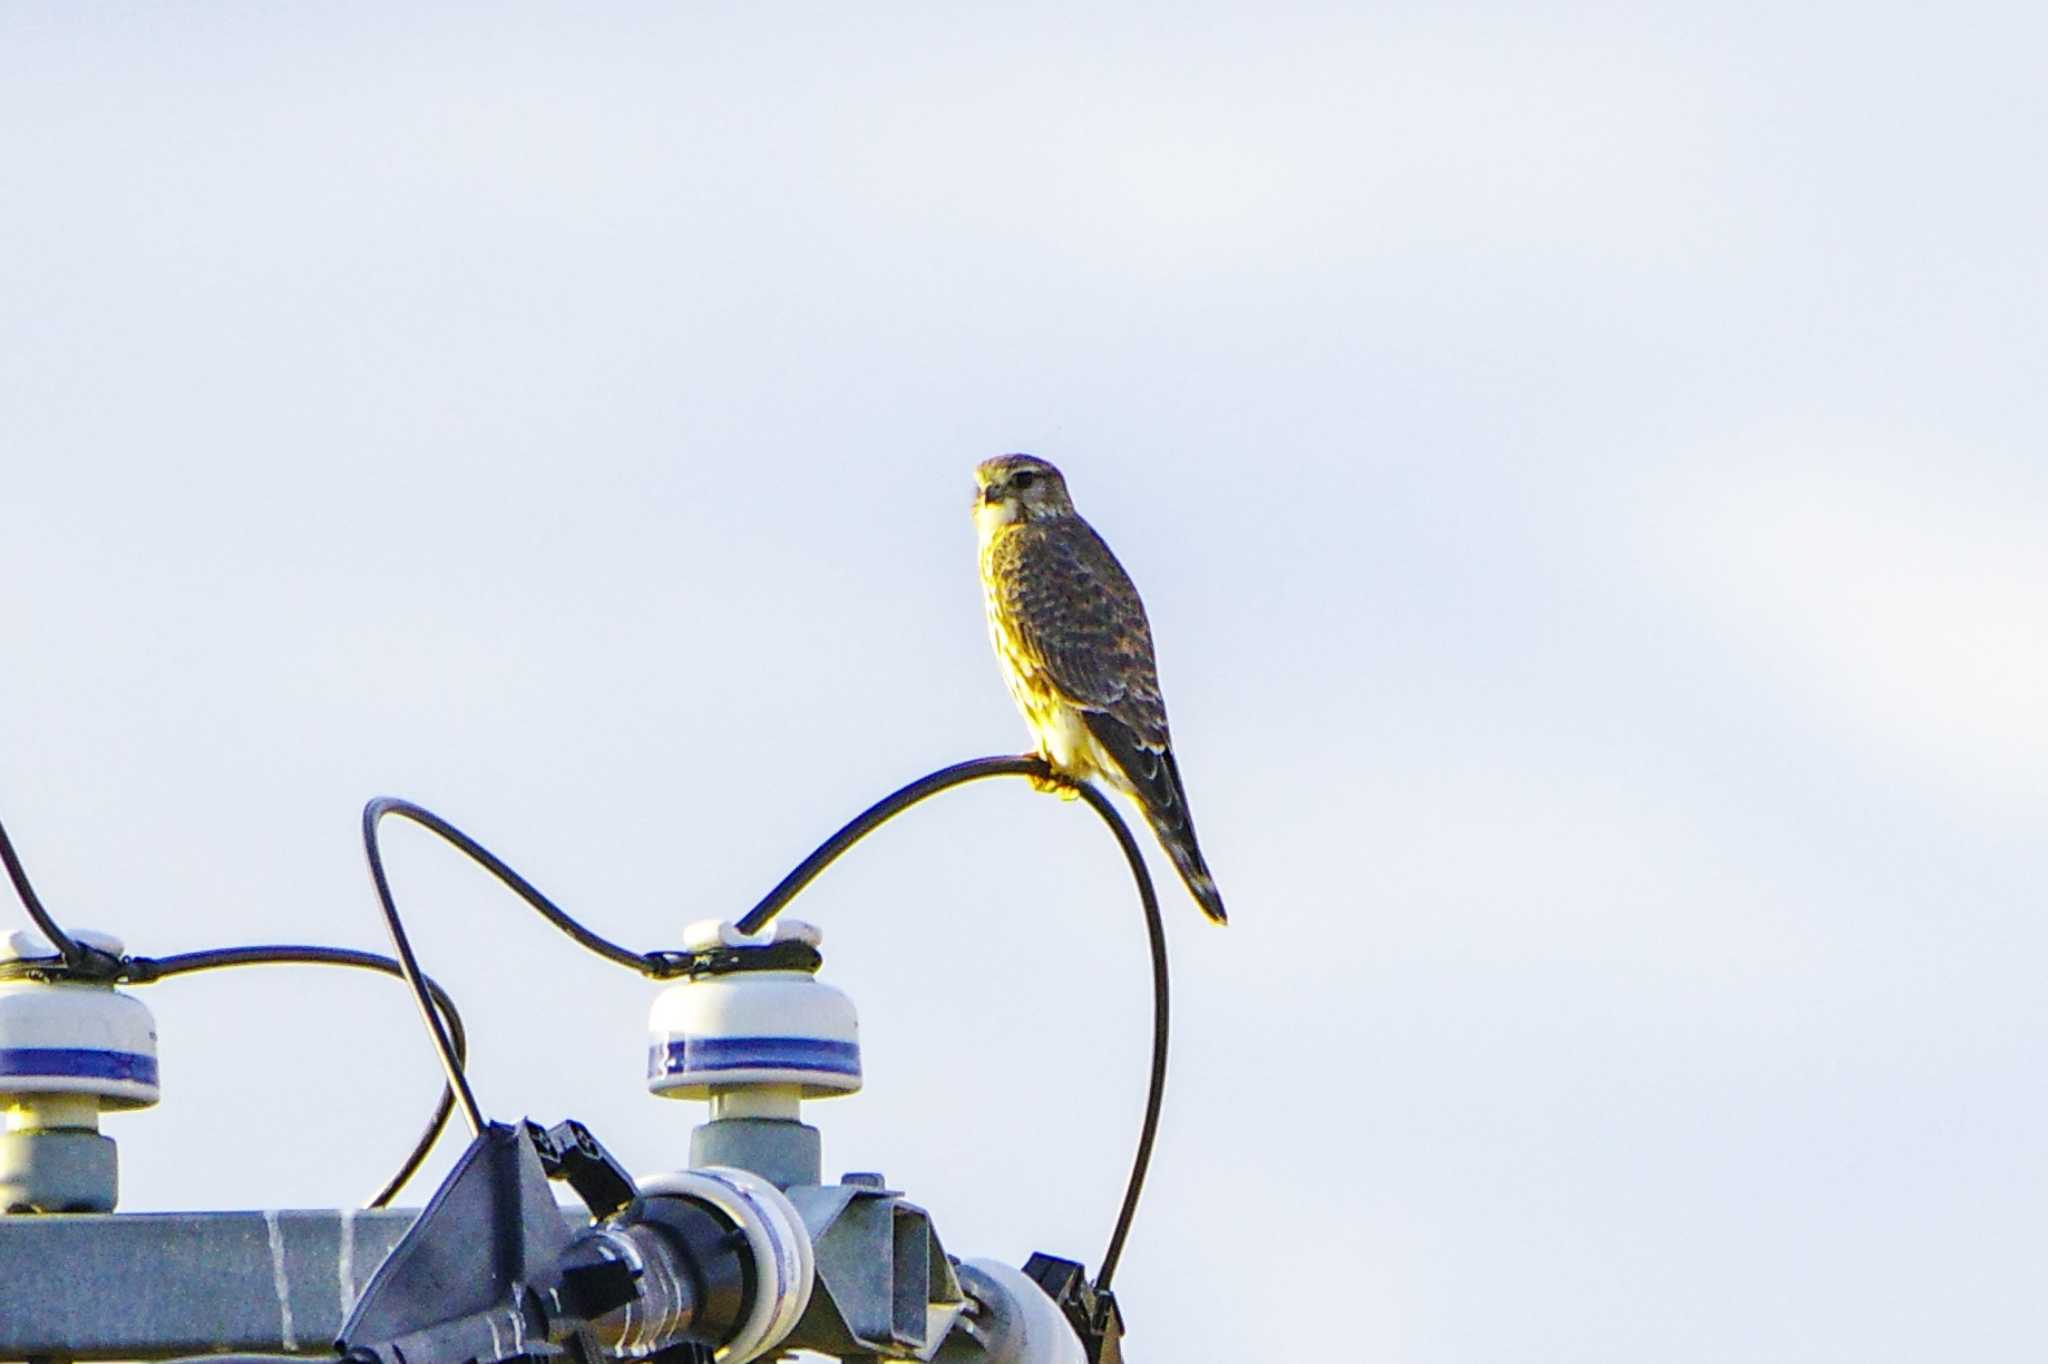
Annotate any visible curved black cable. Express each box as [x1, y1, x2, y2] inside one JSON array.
[[360, 800, 492, 1135], [363, 798, 652, 971], [127, 945, 469, 1207], [1064, 778, 1168, 1292], [736, 755, 1046, 933], [736, 754, 1168, 1291], [0, 813, 121, 976], [0, 813, 467, 1205], [359, 795, 724, 1136]]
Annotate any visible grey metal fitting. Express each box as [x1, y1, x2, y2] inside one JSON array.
[[0, 1128, 118, 1213], [935, 1260, 1089, 1364], [689, 1116, 822, 1189], [784, 1181, 966, 1359]]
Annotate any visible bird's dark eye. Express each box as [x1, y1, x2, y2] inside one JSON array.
[[1012, 470, 1037, 490]]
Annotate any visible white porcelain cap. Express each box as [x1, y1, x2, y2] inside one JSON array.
[[648, 919, 860, 1100], [0, 928, 158, 1109]]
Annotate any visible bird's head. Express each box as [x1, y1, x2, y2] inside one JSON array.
[[974, 454, 1074, 531]]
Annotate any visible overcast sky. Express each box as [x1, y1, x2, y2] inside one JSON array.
[[3, 5, 2044, 1361]]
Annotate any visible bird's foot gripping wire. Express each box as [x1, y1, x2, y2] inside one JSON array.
[[1025, 757, 1084, 800]]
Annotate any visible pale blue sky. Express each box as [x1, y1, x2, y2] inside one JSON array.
[[3, 6, 2044, 1360]]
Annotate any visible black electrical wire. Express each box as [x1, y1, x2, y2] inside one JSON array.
[[735, 754, 1169, 1291], [359, 792, 740, 1152], [736, 755, 1047, 933], [0, 813, 120, 977], [363, 798, 651, 971], [355, 795, 709, 1137], [360, 800, 494, 1136], [127, 946, 470, 1207], [2, 811, 468, 1205], [1064, 778, 1169, 1292]]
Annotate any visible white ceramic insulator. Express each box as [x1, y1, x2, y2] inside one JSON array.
[[961, 1259, 1089, 1364], [708, 1086, 802, 1122], [0, 929, 159, 1111], [639, 1166, 816, 1363], [647, 919, 860, 1100], [679, 919, 822, 953], [4, 1094, 100, 1131]]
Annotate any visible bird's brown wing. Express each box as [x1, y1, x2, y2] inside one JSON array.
[[992, 516, 1228, 924], [991, 517, 1169, 747]]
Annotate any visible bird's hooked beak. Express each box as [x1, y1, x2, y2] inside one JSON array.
[[977, 483, 1002, 506]]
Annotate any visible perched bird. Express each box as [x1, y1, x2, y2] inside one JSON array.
[[973, 453, 1228, 924]]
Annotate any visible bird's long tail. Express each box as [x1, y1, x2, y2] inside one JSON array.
[[1132, 747, 1229, 925], [1152, 812, 1228, 925], [1079, 713, 1230, 925]]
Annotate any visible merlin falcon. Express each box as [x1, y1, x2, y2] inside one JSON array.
[[974, 453, 1228, 924]]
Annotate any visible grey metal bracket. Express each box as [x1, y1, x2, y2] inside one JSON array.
[[0, 1192, 1008, 1362], [0, 1209, 422, 1359], [785, 1182, 966, 1361]]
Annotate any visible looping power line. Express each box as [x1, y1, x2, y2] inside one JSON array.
[[9, 754, 1169, 1289], [0, 809, 465, 1208], [132, 946, 469, 1208], [730, 754, 1168, 1288]]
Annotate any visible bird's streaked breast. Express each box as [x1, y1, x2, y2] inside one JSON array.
[[979, 529, 1121, 786]]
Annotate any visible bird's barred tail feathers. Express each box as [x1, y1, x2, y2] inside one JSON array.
[[1154, 814, 1229, 925], [1081, 711, 1229, 925]]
